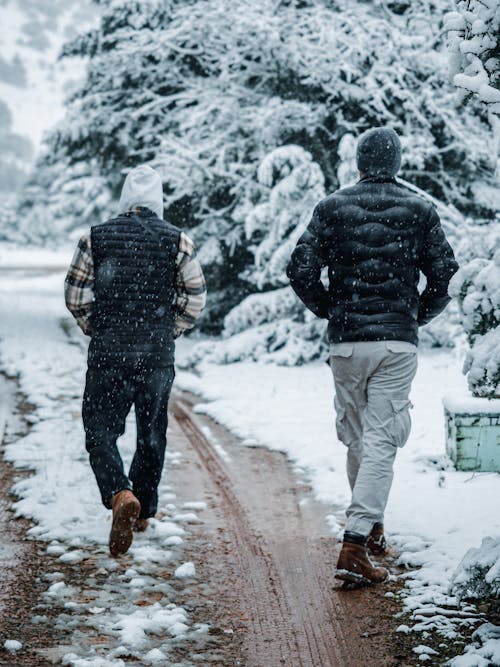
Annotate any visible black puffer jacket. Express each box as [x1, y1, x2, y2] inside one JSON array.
[[287, 175, 459, 346]]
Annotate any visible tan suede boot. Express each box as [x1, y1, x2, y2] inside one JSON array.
[[367, 522, 387, 556], [109, 490, 141, 557], [336, 541, 388, 586]]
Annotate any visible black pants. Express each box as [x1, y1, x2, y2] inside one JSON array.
[[82, 365, 175, 518]]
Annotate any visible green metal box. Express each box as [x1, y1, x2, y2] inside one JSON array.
[[444, 394, 500, 472]]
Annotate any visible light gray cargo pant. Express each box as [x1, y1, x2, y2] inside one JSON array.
[[329, 341, 418, 537]]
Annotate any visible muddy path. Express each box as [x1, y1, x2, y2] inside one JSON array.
[[0, 372, 415, 666], [169, 391, 415, 667], [0, 375, 60, 666]]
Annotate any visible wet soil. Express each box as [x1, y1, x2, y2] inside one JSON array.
[[0, 375, 62, 666], [169, 391, 417, 667]]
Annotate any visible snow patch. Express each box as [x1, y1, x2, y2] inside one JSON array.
[[175, 562, 196, 579], [3, 639, 22, 653]]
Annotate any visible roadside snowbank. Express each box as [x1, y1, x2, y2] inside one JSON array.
[[0, 245, 73, 270]]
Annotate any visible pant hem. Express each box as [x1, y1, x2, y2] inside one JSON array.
[[345, 518, 374, 537], [103, 483, 133, 510]]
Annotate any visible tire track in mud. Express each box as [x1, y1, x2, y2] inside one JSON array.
[[171, 392, 412, 667], [173, 398, 345, 666]]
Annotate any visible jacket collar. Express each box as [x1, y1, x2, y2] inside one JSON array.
[[126, 206, 155, 217], [358, 174, 398, 185]]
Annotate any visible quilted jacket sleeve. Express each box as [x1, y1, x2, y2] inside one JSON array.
[[286, 206, 329, 319], [418, 205, 459, 326]]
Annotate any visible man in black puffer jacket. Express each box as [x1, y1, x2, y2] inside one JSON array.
[[287, 128, 458, 586]]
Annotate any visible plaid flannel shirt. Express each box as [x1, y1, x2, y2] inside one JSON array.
[[65, 230, 206, 338]]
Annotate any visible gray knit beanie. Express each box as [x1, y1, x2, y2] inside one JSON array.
[[356, 128, 402, 177]]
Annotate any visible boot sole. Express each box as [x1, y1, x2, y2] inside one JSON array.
[[109, 497, 141, 557], [335, 568, 388, 587]]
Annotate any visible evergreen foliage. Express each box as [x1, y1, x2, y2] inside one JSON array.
[[190, 146, 328, 365], [241, 145, 325, 292], [451, 536, 500, 603], [14, 0, 498, 339], [0, 100, 33, 197], [446, 0, 500, 112], [450, 242, 500, 398], [445, 1, 500, 399]]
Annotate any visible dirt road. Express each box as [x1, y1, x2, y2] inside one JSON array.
[[169, 391, 414, 667], [0, 376, 414, 666], [0, 375, 59, 666]]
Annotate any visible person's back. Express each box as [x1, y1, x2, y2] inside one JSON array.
[[287, 128, 458, 587], [65, 164, 206, 557], [90, 208, 180, 368], [287, 129, 458, 347], [316, 176, 454, 345]]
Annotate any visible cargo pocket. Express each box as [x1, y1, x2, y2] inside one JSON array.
[[334, 396, 348, 445], [390, 399, 412, 448], [330, 343, 354, 359], [335, 408, 347, 443]]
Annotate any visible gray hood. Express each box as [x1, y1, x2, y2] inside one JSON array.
[[118, 165, 164, 218]]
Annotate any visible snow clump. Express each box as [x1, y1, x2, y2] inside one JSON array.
[[3, 639, 22, 653]]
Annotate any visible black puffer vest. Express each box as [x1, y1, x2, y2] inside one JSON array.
[[88, 208, 181, 368]]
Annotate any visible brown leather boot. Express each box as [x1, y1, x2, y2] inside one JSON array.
[[367, 522, 387, 556], [336, 541, 388, 586], [133, 518, 149, 533], [109, 490, 141, 557]]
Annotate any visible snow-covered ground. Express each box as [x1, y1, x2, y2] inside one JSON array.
[[0, 253, 498, 665], [176, 347, 500, 663], [0, 265, 209, 665], [0, 244, 73, 269]]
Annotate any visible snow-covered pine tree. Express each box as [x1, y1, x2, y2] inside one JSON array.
[[0, 100, 33, 194], [446, 0, 500, 113], [445, 9, 500, 650], [241, 146, 325, 292], [17, 160, 112, 244], [17, 0, 498, 336], [445, 0, 500, 398], [189, 145, 328, 365], [450, 242, 500, 398]]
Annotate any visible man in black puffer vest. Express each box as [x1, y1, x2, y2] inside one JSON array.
[[287, 128, 458, 586], [65, 165, 206, 556]]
